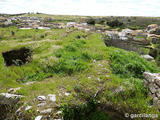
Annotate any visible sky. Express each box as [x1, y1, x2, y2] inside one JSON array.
[[0, 0, 160, 16]]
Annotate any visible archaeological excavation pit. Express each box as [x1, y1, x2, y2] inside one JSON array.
[[2, 47, 32, 66]]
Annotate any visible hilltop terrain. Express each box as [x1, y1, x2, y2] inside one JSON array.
[[0, 13, 160, 120]]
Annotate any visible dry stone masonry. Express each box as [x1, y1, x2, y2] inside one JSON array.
[[143, 72, 160, 107]]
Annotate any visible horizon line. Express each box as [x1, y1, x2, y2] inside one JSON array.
[[0, 12, 160, 18]]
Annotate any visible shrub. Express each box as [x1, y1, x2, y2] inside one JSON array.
[[125, 62, 145, 78], [60, 98, 99, 120], [107, 47, 159, 78]]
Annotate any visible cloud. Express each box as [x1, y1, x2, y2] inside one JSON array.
[[0, 0, 159, 16]]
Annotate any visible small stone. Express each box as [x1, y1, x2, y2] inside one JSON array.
[[93, 60, 97, 63], [65, 92, 70, 96], [8, 87, 21, 93], [48, 94, 56, 102], [106, 75, 110, 78], [37, 102, 47, 107], [97, 78, 100, 81], [25, 106, 32, 111], [38, 96, 46, 101], [25, 81, 35, 85], [56, 111, 62, 115], [35, 115, 43, 120], [40, 108, 52, 114], [98, 64, 102, 67]]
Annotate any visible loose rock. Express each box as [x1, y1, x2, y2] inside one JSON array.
[[38, 96, 46, 101], [48, 94, 56, 102], [40, 108, 52, 114], [25, 106, 32, 111], [35, 116, 43, 120]]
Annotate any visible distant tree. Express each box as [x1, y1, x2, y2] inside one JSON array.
[[128, 19, 131, 22], [86, 18, 95, 25], [107, 19, 124, 27]]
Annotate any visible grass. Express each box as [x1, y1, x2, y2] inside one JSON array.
[[106, 47, 159, 78], [104, 47, 160, 117], [0, 27, 160, 119]]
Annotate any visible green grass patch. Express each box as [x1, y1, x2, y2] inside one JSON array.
[[106, 47, 159, 78]]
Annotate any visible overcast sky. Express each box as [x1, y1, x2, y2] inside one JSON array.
[[0, 0, 159, 16]]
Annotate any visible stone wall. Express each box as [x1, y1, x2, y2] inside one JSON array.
[[143, 72, 160, 107]]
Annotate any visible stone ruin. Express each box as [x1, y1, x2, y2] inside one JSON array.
[[143, 72, 160, 108], [104, 29, 150, 54], [103, 24, 160, 55], [2, 47, 32, 66]]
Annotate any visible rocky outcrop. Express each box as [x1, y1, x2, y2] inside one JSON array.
[[143, 72, 160, 107]]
